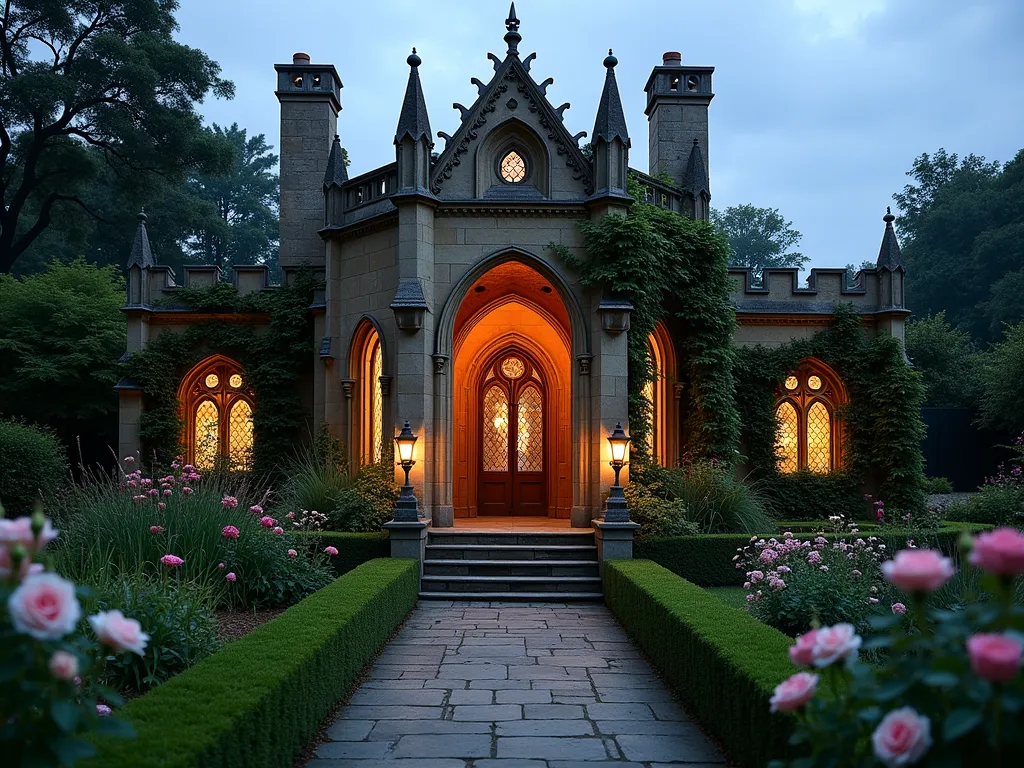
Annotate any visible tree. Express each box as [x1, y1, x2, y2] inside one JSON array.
[[845, 260, 875, 288], [711, 204, 807, 277], [0, 261, 126, 467], [979, 320, 1024, 434], [904, 312, 981, 409], [0, 0, 235, 273]]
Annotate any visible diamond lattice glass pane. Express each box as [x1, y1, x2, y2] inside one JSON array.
[[784, 375, 798, 391], [806, 401, 831, 473], [229, 374, 243, 388], [643, 376, 656, 457], [517, 386, 543, 472], [807, 375, 822, 391], [228, 400, 254, 471], [205, 373, 219, 389], [501, 357, 525, 379], [775, 401, 799, 474], [500, 151, 526, 183], [194, 400, 219, 470], [371, 341, 383, 462], [482, 385, 509, 472]]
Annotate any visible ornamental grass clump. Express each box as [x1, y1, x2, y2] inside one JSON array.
[[769, 528, 1024, 768]]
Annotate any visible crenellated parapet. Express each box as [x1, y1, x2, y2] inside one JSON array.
[[728, 266, 903, 316]]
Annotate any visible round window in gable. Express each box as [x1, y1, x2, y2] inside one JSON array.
[[500, 150, 527, 183]]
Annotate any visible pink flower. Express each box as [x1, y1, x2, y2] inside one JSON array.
[[273, 526, 284, 536], [89, 609, 149, 655], [147, 488, 159, 497], [789, 630, 819, 666], [218, 562, 226, 569], [225, 572, 237, 582], [807, 550, 822, 565], [970, 528, 1024, 577], [872, 707, 931, 767], [162, 489, 172, 497], [221, 496, 239, 509], [182, 487, 193, 495], [157, 502, 166, 510], [49, 650, 79, 681], [287, 549, 297, 558], [259, 516, 275, 528], [8, 573, 82, 640], [812, 623, 862, 667], [286, 511, 295, 519], [324, 546, 339, 556], [123, 456, 135, 464], [770, 672, 819, 713], [966, 633, 1022, 683], [249, 504, 263, 515], [150, 525, 164, 534], [96, 704, 112, 717], [881, 549, 955, 593], [891, 602, 907, 615], [160, 554, 184, 568], [0, 516, 58, 551], [749, 570, 765, 583], [759, 548, 778, 565], [222, 525, 240, 540]]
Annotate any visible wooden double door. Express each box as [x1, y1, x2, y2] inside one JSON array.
[[478, 351, 547, 516]]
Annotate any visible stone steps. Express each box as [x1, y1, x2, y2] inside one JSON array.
[[420, 529, 602, 601]]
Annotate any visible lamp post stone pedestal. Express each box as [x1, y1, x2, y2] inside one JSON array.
[[385, 420, 429, 574], [592, 422, 640, 571]]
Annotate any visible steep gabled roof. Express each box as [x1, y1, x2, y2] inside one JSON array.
[[323, 134, 349, 188], [592, 50, 629, 146], [681, 138, 709, 197], [395, 49, 432, 146], [127, 211, 155, 269], [876, 207, 904, 271]]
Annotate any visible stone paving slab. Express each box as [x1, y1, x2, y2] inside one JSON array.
[[306, 603, 727, 767]]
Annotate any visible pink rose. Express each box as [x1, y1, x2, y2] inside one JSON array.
[[892, 602, 907, 615], [881, 549, 955, 593], [812, 623, 862, 667], [273, 526, 284, 536], [221, 496, 239, 509], [150, 525, 164, 534], [770, 672, 819, 713], [872, 707, 931, 767], [7, 573, 82, 640], [259, 516, 275, 528], [324, 546, 339, 556], [0, 516, 58, 551], [789, 629, 819, 666], [970, 528, 1024, 577], [49, 650, 79, 681], [225, 572, 237, 582], [89, 609, 149, 655], [160, 554, 184, 568], [222, 525, 240, 539], [287, 549, 297, 558], [96, 704, 112, 717], [966, 633, 1022, 683]]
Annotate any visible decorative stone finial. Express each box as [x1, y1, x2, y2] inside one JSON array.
[[407, 47, 421, 68], [604, 48, 617, 68], [504, 2, 521, 56], [884, 206, 895, 224], [505, 2, 520, 32], [137, 209, 147, 223]]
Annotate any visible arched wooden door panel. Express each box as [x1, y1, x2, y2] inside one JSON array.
[[478, 352, 547, 516]]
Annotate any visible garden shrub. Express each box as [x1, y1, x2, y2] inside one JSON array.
[[292, 531, 389, 577], [327, 462, 399, 532], [0, 418, 68, 516], [759, 470, 862, 521], [83, 558, 419, 768], [623, 479, 699, 538], [93, 573, 220, 693], [944, 436, 1024, 525], [604, 560, 801, 768], [278, 429, 352, 518], [922, 475, 954, 494]]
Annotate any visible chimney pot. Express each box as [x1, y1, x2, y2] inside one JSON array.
[[293, 52, 311, 65], [662, 51, 682, 66]]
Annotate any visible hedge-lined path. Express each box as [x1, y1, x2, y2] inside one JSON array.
[[307, 602, 726, 767]]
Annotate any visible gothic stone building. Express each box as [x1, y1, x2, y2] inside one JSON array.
[[117, 8, 907, 528]]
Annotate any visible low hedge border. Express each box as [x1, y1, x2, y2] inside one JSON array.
[[636, 523, 992, 587], [292, 531, 390, 577], [604, 560, 800, 768], [83, 558, 419, 768]]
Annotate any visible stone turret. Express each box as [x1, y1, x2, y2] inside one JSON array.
[[394, 49, 433, 195], [875, 207, 905, 310], [589, 49, 631, 209], [275, 52, 342, 268], [681, 138, 710, 221], [126, 210, 155, 307], [323, 134, 348, 227], [644, 51, 714, 197]]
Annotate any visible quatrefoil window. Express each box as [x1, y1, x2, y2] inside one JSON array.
[[500, 150, 527, 183]]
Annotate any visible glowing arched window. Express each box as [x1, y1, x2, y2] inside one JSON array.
[[517, 385, 543, 472], [483, 385, 510, 472], [178, 357, 255, 470], [646, 324, 675, 466], [774, 360, 844, 474], [353, 321, 386, 466]]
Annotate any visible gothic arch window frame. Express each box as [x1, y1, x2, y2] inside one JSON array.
[[177, 355, 255, 470], [475, 118, 550, 198], [646, 321, 677, 467], [774, 358, 845, 474], [350, 318, 389, 467]]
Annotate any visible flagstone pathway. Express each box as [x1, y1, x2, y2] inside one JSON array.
[[307, 602, 727, 767]]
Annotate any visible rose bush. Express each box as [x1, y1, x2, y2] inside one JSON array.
[[769, 528, 1024, 767]]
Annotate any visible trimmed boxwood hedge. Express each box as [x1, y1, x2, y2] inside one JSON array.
[[292, 531, 390, 577], [636, 523, 992, 587], [83, 558, 418, 768], [604, 560, 800, 768]]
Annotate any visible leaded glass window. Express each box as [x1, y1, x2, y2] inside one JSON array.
[[194, 400, 219, 470], [775, 401, 799, 474], [774, 360, 843, 474], [180, 357, 255, 470], [483, 385, 510, 472], [500, 150, 527, 183], [806, 401, 831, 473], [517, 385, 543, 472], [228, 400, 254, 471], [355, 322, 387, 467], [371, 338, 383, 462]]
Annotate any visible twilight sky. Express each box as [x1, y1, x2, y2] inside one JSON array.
[[174, 0, 1024, 272]]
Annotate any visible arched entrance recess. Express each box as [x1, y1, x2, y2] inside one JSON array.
[[451, 260, 574, 519]]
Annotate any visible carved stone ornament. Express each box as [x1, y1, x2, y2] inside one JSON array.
[[673, 382, 684, 400], [432, 354, 449, 375], [577, 355, 593, 375], [341, 379, 355, 399], [379, 375, 392, 396]]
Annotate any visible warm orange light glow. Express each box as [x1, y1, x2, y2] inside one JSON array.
[[775, 359, 844, 474]]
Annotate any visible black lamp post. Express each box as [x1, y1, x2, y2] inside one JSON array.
[[393, 420, 419, 522], [604, 421, 631, 523]]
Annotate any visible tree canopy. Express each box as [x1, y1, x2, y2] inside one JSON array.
[[904, 312, 980, 409], [711, 203, 807, 277], [0, 0, 235, 273]]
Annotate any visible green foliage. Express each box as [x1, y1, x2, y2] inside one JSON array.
[[634, 462, 775, 534], [734, 305, 927, 513], [328, 463, 400, 532], [93, 574, 220, 693], [946, 485, 1024, 526], [0, 418, 68, 515], [121, 274, 318, 475], [604, 560, 799, 768], [922, 475, 954, 494], [905, 312, 981, 408], [82, 559, 419, 768], [0, 0, 236, 273], [623, 478, 700, 538], [760, 471, 862, 521], [292, 531, 390, 577], [279, 434, 352, 518], [551, 183, 739, 462], [0, 261, 126, 461], [711, 203, 807, 277], [979, 320, 1024, 433]]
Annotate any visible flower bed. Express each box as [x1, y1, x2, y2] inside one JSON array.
[[291, 531, 389, 577], [82, 558, 419, 768], [604, 559, 806, 768]]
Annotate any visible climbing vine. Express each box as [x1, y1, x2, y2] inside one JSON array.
[[550, 178, 740, 463], [122, 272, 320, 476]]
